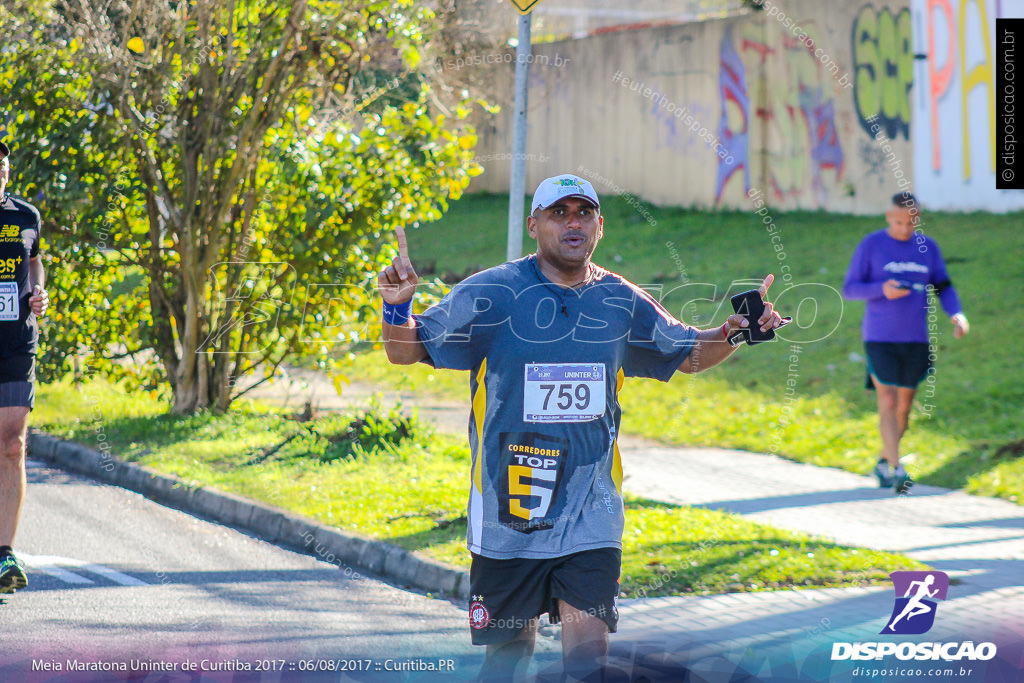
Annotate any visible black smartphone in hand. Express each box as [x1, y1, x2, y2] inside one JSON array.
[[729, 289, 790, 345]]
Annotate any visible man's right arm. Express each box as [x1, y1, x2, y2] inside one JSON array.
[[379, 226, 429, 365], [842, 239, 908, 301], [383, 319, 428, 365], [842, 241, 880, 299]]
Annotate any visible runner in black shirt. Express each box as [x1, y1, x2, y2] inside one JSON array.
[[0, 142, 50, 593]]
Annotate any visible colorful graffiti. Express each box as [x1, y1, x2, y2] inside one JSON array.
[[926, 0, 994, 177], [958, 0, 994, 180], [716, 26, 750, 202], [912, 0, 1022, 211], [928, 0, 955, 170], [852, 5, 913, 140], [716, 20, 845, 203]]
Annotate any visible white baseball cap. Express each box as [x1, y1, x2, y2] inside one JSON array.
[[530, 174, 600, 215]]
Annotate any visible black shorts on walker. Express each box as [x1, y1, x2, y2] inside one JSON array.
[[865, 342, 932, 390]]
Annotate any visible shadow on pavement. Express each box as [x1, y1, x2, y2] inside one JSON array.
[[942, 517, 1024, 529], [699, 486, 946, 515]]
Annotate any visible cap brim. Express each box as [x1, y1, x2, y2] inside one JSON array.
[[569, 193, 599, 207], [0, 141, 9, 157], [538, 193, 599, 210]]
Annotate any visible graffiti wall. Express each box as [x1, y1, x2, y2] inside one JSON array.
[[852, 5, 914, 141], [716, 18, 850, 207], [911, 0, 1024, 210], [467, 0, 916, 213]]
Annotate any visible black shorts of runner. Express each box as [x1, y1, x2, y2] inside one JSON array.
[[467, 547, 620, 646], [0, 354, 35, 409], [865, 342, 932, 390]]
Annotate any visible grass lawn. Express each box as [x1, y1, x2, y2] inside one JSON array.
[[341, 193, 1024, 505], [33, 379, 925, 596]]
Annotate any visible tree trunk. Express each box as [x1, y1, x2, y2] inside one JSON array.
[[170, 351, 232, 413], [171, 371, 200, 414]]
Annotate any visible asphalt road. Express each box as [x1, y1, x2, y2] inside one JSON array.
[[0, 459, 560, 682]]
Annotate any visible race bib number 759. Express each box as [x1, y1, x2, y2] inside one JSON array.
[[523, 363, 606, 422]]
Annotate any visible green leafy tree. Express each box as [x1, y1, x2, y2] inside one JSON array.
[[0, 0, 482, 413]]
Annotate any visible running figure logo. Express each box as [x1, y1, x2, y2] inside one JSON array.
[[880, 571, 949, 635]]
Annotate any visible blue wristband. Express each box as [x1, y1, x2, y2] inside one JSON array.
[[383, 299, 413, 326]]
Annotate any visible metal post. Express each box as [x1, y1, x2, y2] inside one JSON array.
[[506, 12, 532, 262]]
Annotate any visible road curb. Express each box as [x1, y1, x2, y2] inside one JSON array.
[[27, 430, 471, 600]]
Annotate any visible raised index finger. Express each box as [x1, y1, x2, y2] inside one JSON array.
[[395, 226, 410, 262], [758, 273, 775, 298]]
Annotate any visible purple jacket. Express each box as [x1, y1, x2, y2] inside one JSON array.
[[842, 229, 962, 343]]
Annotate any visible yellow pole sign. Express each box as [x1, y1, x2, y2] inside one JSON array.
[[508, 0, 542, 15]]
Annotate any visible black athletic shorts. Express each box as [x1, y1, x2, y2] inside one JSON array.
[[467, 547, 620, 646], [0, 354, 35, 409], [865, 342, 932, 390]]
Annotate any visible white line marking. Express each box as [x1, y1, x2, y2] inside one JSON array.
[[19, 553, 147, 586], [79, 563, 148, 587], [19, 554, 94, 584]]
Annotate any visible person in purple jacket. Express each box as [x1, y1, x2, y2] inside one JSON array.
[[843, 192, 969, 494]]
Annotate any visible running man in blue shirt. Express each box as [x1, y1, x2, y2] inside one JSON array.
[[379, 174, 784, 680], [843, 192, 969, 494]]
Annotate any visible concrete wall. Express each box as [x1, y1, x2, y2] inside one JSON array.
[[466, 0, 920, 214], [450, 0, 745, 42], [911, 0, 1024, 211]]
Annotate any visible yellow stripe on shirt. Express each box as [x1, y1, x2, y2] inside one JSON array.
[[612, 367, 624, 491], [472, 358, 488, 494]]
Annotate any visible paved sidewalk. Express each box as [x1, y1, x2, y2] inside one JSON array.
[[611, 444, 1024, 680], [620, 442, 1024, 589], [243, 368, 1024, 681]]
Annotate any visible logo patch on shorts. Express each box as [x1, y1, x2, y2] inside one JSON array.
[[469, 598, 490, 630]]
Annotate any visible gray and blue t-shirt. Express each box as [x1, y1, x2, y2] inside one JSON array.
[[415, 255, 698, 560]]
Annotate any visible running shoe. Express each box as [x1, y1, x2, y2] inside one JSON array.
[[893, 471, 914, 495], [0, 553, 27, 593], [872, 459, 893, 488]]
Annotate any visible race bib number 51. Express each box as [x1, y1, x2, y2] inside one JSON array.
[[523, 363, 606, 422], [0, 282, 18, 321]]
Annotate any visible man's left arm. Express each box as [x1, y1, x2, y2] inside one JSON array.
[[676, 326, 739, 374], [678, 275, 782, 374], [28, 255, 48, 316], [929, 242, 968, 338]]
